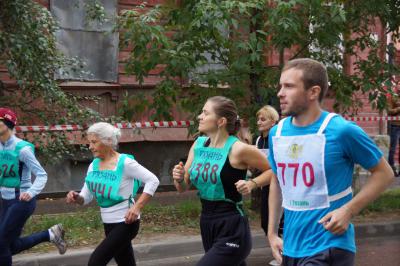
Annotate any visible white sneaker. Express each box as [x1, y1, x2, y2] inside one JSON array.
[[50, 224, 67, 255], [269, 259, 281, 266]]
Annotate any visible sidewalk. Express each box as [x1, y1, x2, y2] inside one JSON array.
[[13, 221, 400, 266]]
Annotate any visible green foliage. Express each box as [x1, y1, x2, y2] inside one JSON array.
[[0, 0, 98, 162], [117, 0, 400, 124], [1, 0, 400, 160], [118, 90, 150, 120], [84, 0, 109, 26], [362, 188, 400, 213]]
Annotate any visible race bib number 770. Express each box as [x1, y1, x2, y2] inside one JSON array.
[[277, 162, 315, 187]]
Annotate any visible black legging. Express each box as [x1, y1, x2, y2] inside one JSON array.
[[197, 210, 252, 266], [261, 185, 284, 236], [88, 220, 140, 266]]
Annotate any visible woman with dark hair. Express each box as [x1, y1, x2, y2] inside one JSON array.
[[172, 96, 272, 266]]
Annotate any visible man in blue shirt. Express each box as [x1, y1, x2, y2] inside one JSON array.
[[267, 59, 395, 265], [0, 108, 67, 266]]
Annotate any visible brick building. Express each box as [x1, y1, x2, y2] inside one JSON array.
[[1, 0, 399, 192]]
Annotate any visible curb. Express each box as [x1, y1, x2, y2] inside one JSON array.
[[355, 221, 400, 239], [14, 221, 400, 266]]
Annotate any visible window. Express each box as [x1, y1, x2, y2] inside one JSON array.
[[51, 0, 118, 82]]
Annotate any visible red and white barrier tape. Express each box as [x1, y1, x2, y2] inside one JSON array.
[[115, 121, 194, 129], [344, 116, 400, 122], [13, 117, 400, 133], [15, 121, 194, 132], [15, 125, 83, 132]]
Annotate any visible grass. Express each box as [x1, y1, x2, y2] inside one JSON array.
[[140, 200, 202, 233], [20, 188, 399, 253], [361, 188, 400, 214], [23, 207, 104, 252], [22, 200, 204, 253]]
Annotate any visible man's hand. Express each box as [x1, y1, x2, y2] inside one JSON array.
[[318, 205, 353, 235], [19, 192, 32, 201], [268, 234, 283, 264]]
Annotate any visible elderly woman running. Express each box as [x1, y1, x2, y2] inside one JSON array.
[[66, 122, 159, 266]]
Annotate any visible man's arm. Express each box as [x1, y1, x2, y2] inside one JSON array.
[[268, 173, 284, 264], [319, 157, 394, 235], [19, 147, 47, 200], [344, 158, 394, 216]]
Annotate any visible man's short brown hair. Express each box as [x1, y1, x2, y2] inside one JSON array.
[[282, 58, 329, 102]]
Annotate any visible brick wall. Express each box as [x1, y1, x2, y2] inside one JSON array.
[[1, 0, 395, 137]]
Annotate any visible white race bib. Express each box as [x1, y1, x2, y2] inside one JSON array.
[[272, 113, 336, 211]]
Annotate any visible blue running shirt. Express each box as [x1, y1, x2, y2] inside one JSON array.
[[268, 111, 382, 257]]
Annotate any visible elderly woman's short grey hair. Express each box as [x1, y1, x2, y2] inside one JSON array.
[[87, 122, 121, 149]]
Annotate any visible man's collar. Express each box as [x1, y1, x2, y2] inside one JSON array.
[[1, 134, 16, 146]]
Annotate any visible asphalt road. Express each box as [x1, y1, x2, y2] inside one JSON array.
[[137, 236, 400, 266], [13, 235, 400, 266]]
